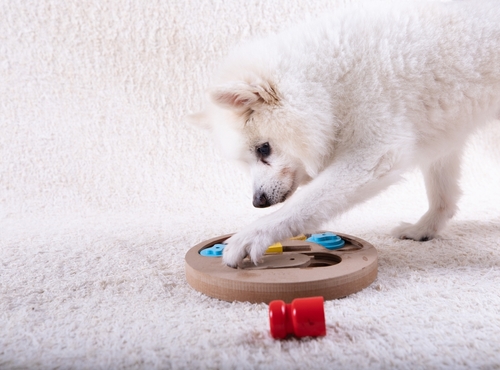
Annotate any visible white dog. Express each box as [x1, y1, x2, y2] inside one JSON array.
[[189, 1, 500, 267]]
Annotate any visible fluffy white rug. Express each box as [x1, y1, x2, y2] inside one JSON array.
[[1, 0, 500, 368]]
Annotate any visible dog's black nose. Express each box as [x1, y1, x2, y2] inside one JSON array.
[[253, 192, 271, 208]]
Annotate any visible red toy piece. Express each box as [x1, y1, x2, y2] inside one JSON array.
[[268, 296, 326, 339]]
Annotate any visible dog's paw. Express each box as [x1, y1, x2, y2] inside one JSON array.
[[222, 224, 280, 267], [222, 234, 250, 268], [391, 222, 436, 242]]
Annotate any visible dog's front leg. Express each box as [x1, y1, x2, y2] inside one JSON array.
[[223, 151, 405, 267]]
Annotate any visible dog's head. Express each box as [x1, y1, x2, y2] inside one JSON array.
[[188, 73, 334, 208]]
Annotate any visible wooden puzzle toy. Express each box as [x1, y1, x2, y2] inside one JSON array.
[[185, 231, 377, 303]]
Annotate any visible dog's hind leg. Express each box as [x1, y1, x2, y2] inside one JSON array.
[[392, 149, 463, 241]]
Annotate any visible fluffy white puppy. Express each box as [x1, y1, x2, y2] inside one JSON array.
[[189, 1, 500, 267]]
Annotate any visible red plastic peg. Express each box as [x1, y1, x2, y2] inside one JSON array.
[[268, 296, 326, 339]]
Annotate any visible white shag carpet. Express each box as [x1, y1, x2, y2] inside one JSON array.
[[1, 0, 500, 369]]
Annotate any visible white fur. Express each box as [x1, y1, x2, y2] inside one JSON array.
[[189, 1, 500, 267]]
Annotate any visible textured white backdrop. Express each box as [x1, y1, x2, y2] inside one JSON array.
[[1, 0, 500, 368]]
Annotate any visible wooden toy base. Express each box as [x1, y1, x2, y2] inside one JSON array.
[[185, 232, 377, 303]]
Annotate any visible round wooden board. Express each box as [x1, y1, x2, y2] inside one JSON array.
[[185, 232, 378, 303]]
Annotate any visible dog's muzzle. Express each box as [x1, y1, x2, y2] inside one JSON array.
[[253, 192, 271, 208]]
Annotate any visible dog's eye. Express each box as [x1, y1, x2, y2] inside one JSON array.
[[256, 142, 271, 158]]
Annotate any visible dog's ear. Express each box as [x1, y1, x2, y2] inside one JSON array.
[[210, 80, 279, 110], [185, 110, 211, 130]]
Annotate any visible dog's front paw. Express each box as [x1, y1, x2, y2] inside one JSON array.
[[222, 226, 278, 267], [391, 222, 436, 242], [222, 234, 250, 268]]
